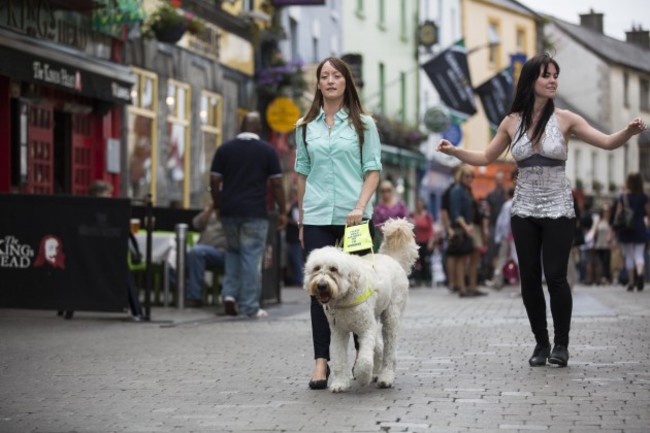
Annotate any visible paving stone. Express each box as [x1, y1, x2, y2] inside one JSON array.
[[0, 284, 649, 432]]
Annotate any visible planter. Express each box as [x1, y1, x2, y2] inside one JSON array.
[[152, 23, 187, 43]]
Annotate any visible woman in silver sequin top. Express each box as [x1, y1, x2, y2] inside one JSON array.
[[437, 53, 647, 368]]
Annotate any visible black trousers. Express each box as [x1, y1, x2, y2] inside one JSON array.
[[511, 216, 575, 347], [303, 222, 375, 360]]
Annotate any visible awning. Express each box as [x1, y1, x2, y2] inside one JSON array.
[[381, 144, 427, 170], [0, 27, 134, 105]]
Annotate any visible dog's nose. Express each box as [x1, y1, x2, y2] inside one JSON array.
[[317, 282, 328, 292]]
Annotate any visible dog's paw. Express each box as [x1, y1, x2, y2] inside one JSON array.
[[330, 378, 350, 393], [376, 371, 395, 389], [354, 358, 374, 386]]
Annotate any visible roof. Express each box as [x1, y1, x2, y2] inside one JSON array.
[[485, 0, 542, 19], [551, 17, 650, 74]]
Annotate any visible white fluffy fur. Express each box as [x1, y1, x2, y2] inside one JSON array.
[[303, 218, 419, 392]]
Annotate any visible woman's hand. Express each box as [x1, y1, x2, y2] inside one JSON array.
[[628, 117, 647, 135], [436, 139, 455, 155], [346, 208, 364, 226]]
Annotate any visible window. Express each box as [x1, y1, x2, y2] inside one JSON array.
[[623, 72, 630, 108], [379, 62, 386, 113], [640, 78, 650, 111], [165, 79, 191, 208], [400, 0, 407, 40], [378, 0, 385, 29], [312, 36, 319, 63], [640, 143, 650, 181], [488, 19, 501, 68], [290, 18, 298, 62], [199, 90, 222, 207], [400, 71, 406, 123], [356, 0, 364, 18], [515, 27, 526, 53], [127, 68, 158, 203]]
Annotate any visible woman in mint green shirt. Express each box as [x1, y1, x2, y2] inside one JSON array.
[[295, 57, 382, 390]]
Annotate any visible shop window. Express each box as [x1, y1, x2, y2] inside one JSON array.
[[165, 79, 191, 208], [127, 68, 158, 203], [199, 90, 222, 207]]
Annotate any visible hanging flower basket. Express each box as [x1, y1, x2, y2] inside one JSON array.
[[144, 1, 204, 43], [152, 22, 187, 43]]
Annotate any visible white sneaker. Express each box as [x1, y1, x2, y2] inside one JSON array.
[[253, 308, 268, 319]]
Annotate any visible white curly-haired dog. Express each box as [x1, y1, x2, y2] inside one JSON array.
[[304, 218, 418, 393]]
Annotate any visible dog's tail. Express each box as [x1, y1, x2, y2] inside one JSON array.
[[377, 218, 419, 275]]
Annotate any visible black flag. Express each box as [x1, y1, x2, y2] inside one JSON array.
[[421, 41, 477, 119], [476, 67, 514, 130]]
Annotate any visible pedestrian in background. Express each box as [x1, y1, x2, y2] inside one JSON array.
[[485, 170, 507, 282], [88, 180, 113, 198], [373, 179, 409, 250], [210, 112, 287, 319], [615, 172, 649, 292], [448, 165, 486, 297], [184, 203, 227, 308], [439, 165, 461, 292], [437, 53, 647, 367], [294, 56, 382, 390], [593, 203, 614, 285], [284, 187, 304, 287], [411, 197, 435, 286]]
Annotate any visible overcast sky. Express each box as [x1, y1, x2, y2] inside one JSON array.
[[517, 0, 650, 41]]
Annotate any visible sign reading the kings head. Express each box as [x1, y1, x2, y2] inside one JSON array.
[[33, 61, 80, 90], [0, 0, 113, 56]]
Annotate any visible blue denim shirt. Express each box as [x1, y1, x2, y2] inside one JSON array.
[[295, 108, 382, 226]]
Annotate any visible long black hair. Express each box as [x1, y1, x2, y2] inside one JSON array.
[[508, 53, 560, 147]]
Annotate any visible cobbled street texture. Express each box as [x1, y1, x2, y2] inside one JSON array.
[[1, 283, 649, 433]]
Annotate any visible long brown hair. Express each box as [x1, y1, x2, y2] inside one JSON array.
[[298, 57, 368, 148]]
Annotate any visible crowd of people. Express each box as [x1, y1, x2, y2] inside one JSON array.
[[111, 54, 646, 387]]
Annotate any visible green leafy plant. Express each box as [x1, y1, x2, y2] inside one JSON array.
[[144, 1, 205, 41]]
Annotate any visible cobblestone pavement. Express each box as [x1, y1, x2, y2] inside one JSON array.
[[1, 282, 649, 433]]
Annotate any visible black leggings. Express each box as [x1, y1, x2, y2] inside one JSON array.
[[303, 223, 375, 360], [511, 216, 575, 347]]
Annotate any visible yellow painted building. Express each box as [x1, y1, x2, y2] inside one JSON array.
[[461, 0, 539, 156]]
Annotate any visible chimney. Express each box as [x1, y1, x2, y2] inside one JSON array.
[[579, 9, 604, 34], [626, 25, 650, 50]]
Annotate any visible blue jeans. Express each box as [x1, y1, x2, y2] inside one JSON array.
[[221, 217, 269, 316], [186, 244, 225, 300], [286, 241, 304, 286]]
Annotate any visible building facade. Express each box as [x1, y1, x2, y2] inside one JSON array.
[[0, 0, 134, 196], [341, 0, 424, 207], [545, 12, 650, 194]]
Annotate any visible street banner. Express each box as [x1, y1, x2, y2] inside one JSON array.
[[476, 67, 514, 130], [421, 41, 477, 119], [510, 53, 527, 88], [0, 194, 130, 312]]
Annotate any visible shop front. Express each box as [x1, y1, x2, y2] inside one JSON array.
[[0, 7, 134, 196]]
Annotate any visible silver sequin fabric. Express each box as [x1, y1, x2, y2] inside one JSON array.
[[511, 113, 576, 219]]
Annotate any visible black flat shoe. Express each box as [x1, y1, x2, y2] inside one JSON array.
[[528, 344, 551, 367], [549, 345, 569, 367], [308, 365, 330, 390]]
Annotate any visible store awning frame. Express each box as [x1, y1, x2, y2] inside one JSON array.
[[381, 143, 427, 170], [0, 27, 135, 104]]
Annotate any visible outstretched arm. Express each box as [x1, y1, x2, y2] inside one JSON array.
[[437, 115, 513, 166], [567, 112, 646, 150]]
